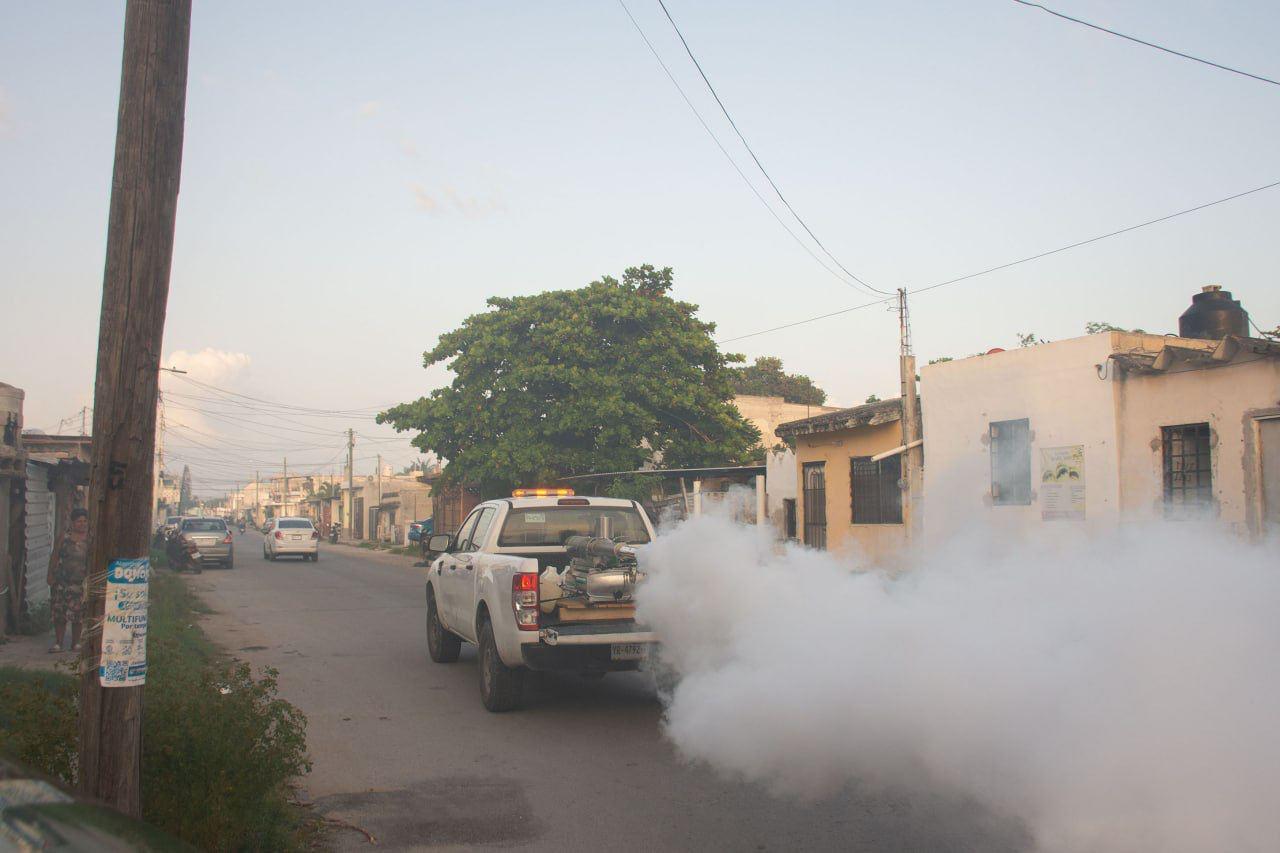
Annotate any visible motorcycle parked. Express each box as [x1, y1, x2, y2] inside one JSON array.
[[328, 524, 340, 544]]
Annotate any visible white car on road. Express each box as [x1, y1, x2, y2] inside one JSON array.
[[264, 517, 319, 562]]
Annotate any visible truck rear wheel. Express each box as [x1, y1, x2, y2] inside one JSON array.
[[478, 618, 523, 712], [426, 590, 461, 663]]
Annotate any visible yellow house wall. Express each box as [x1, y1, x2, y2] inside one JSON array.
[[1115, 355, 1280, 531], [793, 419, 908, 565]]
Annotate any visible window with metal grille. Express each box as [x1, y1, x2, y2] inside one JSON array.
[[990, 418, 1031, 506], [802, 462, 827, 550], [1162, 423, 1212, 516], [850, 455, 903, 524]]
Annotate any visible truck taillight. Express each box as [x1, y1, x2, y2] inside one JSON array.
[[311, 530, 319, 539], [512, 572, 539, 631], [222, 533, 233, 544], [275, 530, 283, 540]]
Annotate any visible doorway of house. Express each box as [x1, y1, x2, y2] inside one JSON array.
[[1261, 417, 1280, 535], [802, 462, 827, 550]]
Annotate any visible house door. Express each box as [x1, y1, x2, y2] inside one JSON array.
[[783, 498, 797, 540], [802, 462, 827, 550], [1261, 418, 1280, 534]]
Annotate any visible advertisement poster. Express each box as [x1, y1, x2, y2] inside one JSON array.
[[99, 558, 149, 687], [1040, 445, 1085, 521]]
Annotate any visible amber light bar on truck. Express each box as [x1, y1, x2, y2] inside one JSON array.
[[511, 487, 574, 497], [512, 572, 539, 630]]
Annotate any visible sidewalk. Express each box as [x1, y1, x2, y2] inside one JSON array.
[[0, 630, 70, 673], [326, 539, 425, 567]]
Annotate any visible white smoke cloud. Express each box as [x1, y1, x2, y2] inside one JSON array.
[[162, 348, 251, 385], [637, 514, 1280, 853]]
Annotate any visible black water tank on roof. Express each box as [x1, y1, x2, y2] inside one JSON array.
[[1178, 285, 1249, 340]]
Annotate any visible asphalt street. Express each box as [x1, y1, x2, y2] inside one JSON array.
[[192, 532, 1028, 853]]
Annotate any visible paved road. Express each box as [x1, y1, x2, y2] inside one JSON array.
[[193, 532, 1027, 853]]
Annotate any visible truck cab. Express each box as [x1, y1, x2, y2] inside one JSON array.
[[424, 491, 657, 711]]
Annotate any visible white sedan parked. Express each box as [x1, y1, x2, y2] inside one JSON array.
[[264, 517, 319, 561]]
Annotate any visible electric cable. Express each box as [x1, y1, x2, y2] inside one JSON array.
[[718, 178, 1280, 343], [1012, 0, 1280, 88], [652, 0, 890, 295], [617, 0, 885, 297]]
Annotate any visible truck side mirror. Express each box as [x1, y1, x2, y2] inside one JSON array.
[[427, 534, 452, 553]]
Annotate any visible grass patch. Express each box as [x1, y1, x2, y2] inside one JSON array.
[[0, 664, 78, 782], [0, 558, 317, 851]]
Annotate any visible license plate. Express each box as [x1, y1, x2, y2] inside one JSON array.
[[611, 643, 646, 661], [290, 535, 302, 541]]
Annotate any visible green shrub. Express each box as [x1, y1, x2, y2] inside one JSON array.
[[0, 570, 315, 851], [0, 666, 78, 783], [20, 599, 53, 636], [142, 659, 311, 850]]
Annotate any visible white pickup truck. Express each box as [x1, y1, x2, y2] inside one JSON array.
[[423, 491, 658, 711]]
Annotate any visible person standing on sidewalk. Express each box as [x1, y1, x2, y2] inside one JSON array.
[[47, 507, 89, 653]]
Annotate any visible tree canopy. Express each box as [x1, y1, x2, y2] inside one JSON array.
[[728, 356, 827, 405], [378, 265, 761, 494]]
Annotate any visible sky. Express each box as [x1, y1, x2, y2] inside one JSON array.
[[2, 1, 1278, 497]]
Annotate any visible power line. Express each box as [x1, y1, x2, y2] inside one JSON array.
[[652, 0, 891, 296], [718, 297, 892, 344], [1012, 0, 1280, 88], [718, 178, 1280, 343], [616, 0, 884, 297], [168, 373, 392, 416]]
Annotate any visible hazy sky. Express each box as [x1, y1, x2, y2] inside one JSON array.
[[3, 1, 1278, 495]]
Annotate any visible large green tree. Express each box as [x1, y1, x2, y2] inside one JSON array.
[[378, 265, 760, 493], [728, 356, 827, 405]]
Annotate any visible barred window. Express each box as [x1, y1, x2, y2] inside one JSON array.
[[850, 454, 903, 524], [1162, 423, 1212, 516], [990, 418, 1031, 506]]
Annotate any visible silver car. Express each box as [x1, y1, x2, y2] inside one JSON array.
[[178, 517, 235, 569]]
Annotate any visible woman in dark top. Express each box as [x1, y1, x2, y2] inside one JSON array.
[[47, 507, 88, 653]]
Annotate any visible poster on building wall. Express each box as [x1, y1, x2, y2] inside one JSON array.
[[1040, 445, 1085, 520], [99, 558, 149, 687]]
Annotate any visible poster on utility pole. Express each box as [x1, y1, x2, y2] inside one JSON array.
[[99, 558, 149, 686], [1040, 445, 1085, 520]]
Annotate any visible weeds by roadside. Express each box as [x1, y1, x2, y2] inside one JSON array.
[[14, 599, 53, 637], [0, 555, 318, 851]]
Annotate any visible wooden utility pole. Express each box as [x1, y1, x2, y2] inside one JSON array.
[[897, 288, 923, 539], [346, 429, 355, 539], [79, 0, 192, 817]]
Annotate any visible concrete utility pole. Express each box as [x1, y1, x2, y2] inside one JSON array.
[[346, 428, 355, 539], [79, 0, 191, 817], [254, 470, 260, 525], [282, 457, 288, 517], [897, 288, 923, 539], [376, 453, 382, 541]]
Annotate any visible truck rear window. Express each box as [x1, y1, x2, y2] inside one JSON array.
[[498, 507, 650, 547]]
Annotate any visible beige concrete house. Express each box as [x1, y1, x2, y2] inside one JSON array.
[[775, 398, 914, 563], [920, 323, 1280, 542]]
